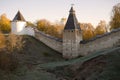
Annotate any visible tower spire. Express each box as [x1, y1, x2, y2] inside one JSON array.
[[64, 5, 80, 30], [70, 4, 75, 14], [12, 10, 26, 21]]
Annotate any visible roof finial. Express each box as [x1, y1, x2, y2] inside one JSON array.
[[70, 4, 75, 13], [71, 4, 74, 7]]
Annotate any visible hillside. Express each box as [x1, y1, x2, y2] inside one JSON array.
[[0, 36, 64, 80], [15, 36, 64, 64], [0, 36, 120, 80], [46, 47, 120, 80]]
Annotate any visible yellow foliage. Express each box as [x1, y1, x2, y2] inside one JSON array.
[[36, 19, 62, 38], [110, 3, 120, 30], [82, 29, 95, 41], [0, 14, 11, 33], [94, 20, 107, 35], [0, 32, 5, 48], [80, 23, 94, 31], [80, 23, 95, 40], [7, 34, 24, 52], [36, 19, 50, 31], [95, 25, 106, 35], [55, 24, 64, 34]]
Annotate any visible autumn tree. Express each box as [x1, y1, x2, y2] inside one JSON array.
[[0, 14, 11, 33], [80, 23, 95, 40], [95, 20, 107, 35], [110, 3, 120, 30], [36, 19, 62, 38], [26, 21, 35, 27], [0, 33, 22, 71], [0, 32, 6, 48], [54, 19, 65, 35], [80, 23, 95, 31], [36, 19, 51, 32], [7, 34, 24, 52]]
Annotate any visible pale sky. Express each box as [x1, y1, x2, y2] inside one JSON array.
[[0, 0, 119, 26]]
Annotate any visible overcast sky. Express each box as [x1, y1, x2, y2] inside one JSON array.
[[0, 0, 119, 26]]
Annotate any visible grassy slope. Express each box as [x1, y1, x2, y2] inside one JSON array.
[[38, 47, 114, 69], [0, 36, 120, 80], [47, 47, 120, 80], [16, 36, 64, 64], [0, 36, 64, 80]]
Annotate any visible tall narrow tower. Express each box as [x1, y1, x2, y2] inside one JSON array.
[[63, 6, 82, 59], [11, 11, 26, 35]]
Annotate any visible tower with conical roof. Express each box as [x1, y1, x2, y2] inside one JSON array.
[[11, 11, 26, 35], [63, 6, 82, 59]]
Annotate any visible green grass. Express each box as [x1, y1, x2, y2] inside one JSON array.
[[0, 36, 64, 80], [0, 35, 120, 80], [15, 36, 64, 65], [94, 48, 120, 80], [37, 47, 120, 69]]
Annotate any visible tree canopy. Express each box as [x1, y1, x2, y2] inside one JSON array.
[[110, 3, 120, 30], [80, 23, 95, 40], [36, 19, 62, 38], [95, 20, 107, 35], [0, 14, 11, 33]]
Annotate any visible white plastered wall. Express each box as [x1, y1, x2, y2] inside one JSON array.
[[11, 21, 35, 36], [11, 21, 26, 35]]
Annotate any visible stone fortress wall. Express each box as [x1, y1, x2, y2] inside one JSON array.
[[34, 28, 120, 58], [79, 28, 120, 56], [34, 29, 63, 53]]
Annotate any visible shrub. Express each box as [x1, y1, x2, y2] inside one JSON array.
[[0, 32, 6, 48], [0, 33, 24, 71], [43, 52, 51, 57], [7, 34, 25, 52], [0, 51, 19, 71]]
